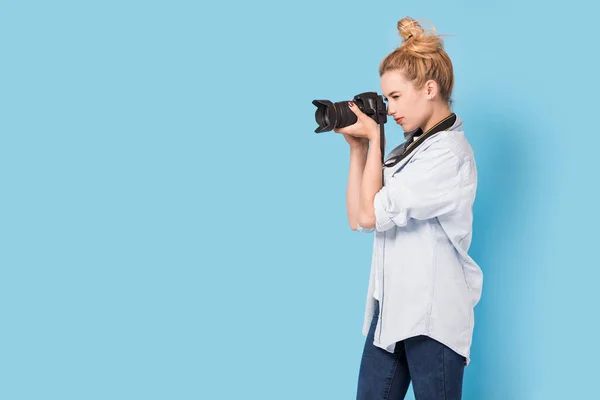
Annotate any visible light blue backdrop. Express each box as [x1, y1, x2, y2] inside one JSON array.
[[1, 0, 598, 399]]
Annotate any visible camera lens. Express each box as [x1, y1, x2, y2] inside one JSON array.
[[312, 99, 358, 133]]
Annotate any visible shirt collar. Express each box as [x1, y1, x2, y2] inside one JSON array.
[[384, 113, 460, 168], [404, 113, 462, 140]]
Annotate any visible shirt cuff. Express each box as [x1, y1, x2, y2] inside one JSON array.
[[374, 188, 407, 231], [356, 222, 375, 233]]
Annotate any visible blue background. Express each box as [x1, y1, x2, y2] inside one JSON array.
[[1, 0, 598, 399]]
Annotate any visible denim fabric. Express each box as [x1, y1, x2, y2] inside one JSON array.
[[356, 300, 466, 400]]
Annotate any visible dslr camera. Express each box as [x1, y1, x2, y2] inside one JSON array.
[[312, 91, 387, 133]]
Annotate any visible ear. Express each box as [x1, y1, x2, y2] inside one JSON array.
[[424, 79, 438, 100]]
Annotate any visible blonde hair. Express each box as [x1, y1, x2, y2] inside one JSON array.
[[379, 17, 455, 107]]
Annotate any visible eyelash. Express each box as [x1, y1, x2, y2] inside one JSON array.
[[384, 96, 400, 102]]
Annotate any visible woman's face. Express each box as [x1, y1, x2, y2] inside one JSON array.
[[380, 70, 431, 133]]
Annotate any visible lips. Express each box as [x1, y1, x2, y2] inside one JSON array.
[[395, 117, 404, 123]]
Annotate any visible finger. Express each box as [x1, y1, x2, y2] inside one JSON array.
[[334, 126, 354, 135], [334, 122, 363, 136], [348, 101, 365, 118], [348, 103, 371, 127]]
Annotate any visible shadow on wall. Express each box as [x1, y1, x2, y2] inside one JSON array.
[[462, 107, 541, 399]]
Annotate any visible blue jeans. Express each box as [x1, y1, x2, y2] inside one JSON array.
[[356, 300, 466, 400]]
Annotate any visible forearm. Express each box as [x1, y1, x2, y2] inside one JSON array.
[[346, 143, 368, 230], [358, 135, 383, 227]]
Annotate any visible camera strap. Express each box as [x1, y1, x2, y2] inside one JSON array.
[[379, 122, 386, 184], [381, 113, 457, 181]]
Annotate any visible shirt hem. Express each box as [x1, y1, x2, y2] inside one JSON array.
[[370, 332, 472, 367]]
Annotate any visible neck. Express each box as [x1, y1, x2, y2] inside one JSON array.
[[422, 105, 452, 133]]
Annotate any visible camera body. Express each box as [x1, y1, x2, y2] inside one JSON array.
[[312, 91, 387, 133]]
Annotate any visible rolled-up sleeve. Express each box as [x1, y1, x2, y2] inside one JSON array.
[[356, 222, 375, 233], [373, 145, 462, 232]]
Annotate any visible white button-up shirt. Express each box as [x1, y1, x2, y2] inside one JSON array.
[[372, 134, 421, 302], [356, 115, 483, 366]]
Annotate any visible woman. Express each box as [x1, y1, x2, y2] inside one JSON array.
[[333, 17, 484, 400]]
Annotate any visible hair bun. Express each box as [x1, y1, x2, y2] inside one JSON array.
[[396, 17, 445, 55], [397, 17, 425, 42]]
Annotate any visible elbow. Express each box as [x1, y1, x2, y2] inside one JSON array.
[[358, 212, 376, 230]]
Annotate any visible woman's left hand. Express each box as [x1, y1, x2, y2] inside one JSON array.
[[333, 101, 380, 141]]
